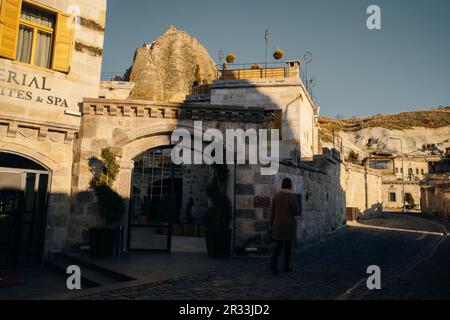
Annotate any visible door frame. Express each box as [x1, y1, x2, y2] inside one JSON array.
[[0, 166, 51, 268], [127, 146, 180, 253]]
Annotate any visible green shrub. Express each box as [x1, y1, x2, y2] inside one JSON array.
[[89, 148, 125, 226], [204, 164, 232, 230], [226, 54, 236, 63], [94, 184, 125, 225]]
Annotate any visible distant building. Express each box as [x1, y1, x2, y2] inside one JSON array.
[[421, 148, 450, 220], [364, 152, 440, 211]]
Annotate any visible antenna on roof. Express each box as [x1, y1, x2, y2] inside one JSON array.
[[264, 29, 270, 77]]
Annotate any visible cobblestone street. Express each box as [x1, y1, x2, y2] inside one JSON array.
[[73, 213, 450, 300]]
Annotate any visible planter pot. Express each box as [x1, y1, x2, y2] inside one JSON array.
[[183, 224, 195, 237], [197, 225, 206, 237], [139, 216, 148, 225], [171, 224, 184, 236], [89, 227, 120, 258], [205, 229, 232, 258]]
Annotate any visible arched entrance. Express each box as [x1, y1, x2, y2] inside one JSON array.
[[0, 152, 50, 268], [127, 146, 210, 252]]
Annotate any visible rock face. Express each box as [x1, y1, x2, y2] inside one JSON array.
[[125, 25, 217, 102], [319, 108, 450, 157]]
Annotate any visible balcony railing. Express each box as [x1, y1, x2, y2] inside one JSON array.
[[101, 72, 126, 81], [216, 61, 313, 98]]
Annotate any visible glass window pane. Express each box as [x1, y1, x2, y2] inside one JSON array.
[[35, 31, 53, 68], [16, 25, 34, 64], [21, 3, 55, 28], [24, 173, 36, 212]]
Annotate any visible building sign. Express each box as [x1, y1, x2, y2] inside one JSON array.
[[0, 68, 69, 108]]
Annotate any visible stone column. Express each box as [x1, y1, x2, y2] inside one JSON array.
[[116, 159, 135, 252]]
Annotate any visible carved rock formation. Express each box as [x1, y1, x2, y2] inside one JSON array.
[[125, 25, 217, 102]]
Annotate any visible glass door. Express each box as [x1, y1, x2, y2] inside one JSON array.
[[0, 169, 49, 268], [128, 147, 182, 252], [0, 171, 22, 268]]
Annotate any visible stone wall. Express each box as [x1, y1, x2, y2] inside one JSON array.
[[68, 98, 266, 249], [234, 150, 346, 251], [421, 175, 450, 220], [344, 163, 383, 214], [210, 77, 318, 160], [0, 0, 106, 254]]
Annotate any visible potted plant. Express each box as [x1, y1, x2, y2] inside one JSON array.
[[88, 148, 125, 258], [273, 48, 284, 60], [251, 63, 261, 70], [204, 164, 232, 258], [226, 54, 236, 64]]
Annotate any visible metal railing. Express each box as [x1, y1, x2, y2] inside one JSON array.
[[103, 62, 315, 100], [101, 72, 126, 81], [216, 61, 313, 98]]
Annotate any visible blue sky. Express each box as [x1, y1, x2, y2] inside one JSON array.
[[101, 0, 450, 117]]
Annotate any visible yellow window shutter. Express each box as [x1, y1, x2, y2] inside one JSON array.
[[0, 0, 22, 60], [52, 12, 74, 73]]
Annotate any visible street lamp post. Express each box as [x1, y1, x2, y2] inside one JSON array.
[[264, 30, 269, 78], [389, 137, 406, 213]]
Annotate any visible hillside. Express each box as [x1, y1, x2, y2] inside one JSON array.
[[319, 108, 450, 143], [319, 108, 450, 157]]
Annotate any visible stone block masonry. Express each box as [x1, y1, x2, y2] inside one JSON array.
[[234, 151, 347, 250]]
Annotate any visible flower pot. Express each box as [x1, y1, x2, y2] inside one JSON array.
[[89, 227, 120, 258], [184, 224, 195, 237], [139, 216, 148, 225], [171, 223, 184, 236], [205, 229, 232, 258]]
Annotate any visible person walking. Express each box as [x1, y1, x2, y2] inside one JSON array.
[[270, 178, 301, 276]]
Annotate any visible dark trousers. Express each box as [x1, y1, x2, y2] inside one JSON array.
[[271, 240, 292, 270]]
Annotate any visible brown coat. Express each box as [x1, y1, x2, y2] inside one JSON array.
[[270, 189, 301, 241]]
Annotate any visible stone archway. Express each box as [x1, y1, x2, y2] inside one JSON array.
[[115, 127, 217, 253], [0, 150, 52, 268], [0, 142, 57, 173]]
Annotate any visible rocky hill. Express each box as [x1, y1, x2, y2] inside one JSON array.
[[319, 108, 450, 157], [124, 25, 217, 102]]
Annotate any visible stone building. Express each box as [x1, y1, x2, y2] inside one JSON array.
[[1, 1, 384, 268], [0, 0, 106, 267], [71, 61, 348, 253], [421, 149, 450, 221], [365, 152, 440, 211]]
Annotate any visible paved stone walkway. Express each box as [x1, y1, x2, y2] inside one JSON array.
[[76, 213, 449, 300]]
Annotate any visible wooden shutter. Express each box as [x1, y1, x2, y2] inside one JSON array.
[[52, 12, 73, 73], [0, 0, 22, 59]]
